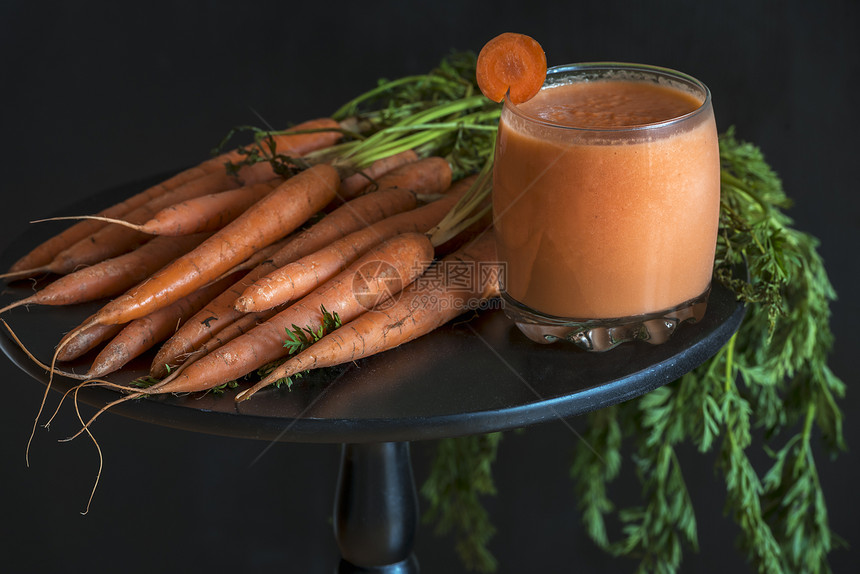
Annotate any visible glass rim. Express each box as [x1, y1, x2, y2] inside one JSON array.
[[503, 61, 713, 133]]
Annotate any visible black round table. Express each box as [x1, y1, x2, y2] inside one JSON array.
[[0, 175, 746, 573]]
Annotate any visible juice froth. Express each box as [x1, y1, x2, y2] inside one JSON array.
[[519, 80, 701, 128], [493, 76, 720, 320]]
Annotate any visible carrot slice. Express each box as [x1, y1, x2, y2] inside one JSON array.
[[476, 32, 547, 104]]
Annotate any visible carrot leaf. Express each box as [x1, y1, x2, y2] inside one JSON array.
[[129, 376, 160, 390], [422, 433, 503, 572], [283, 305, 342, 356], [250, 306, 345, 391], [332, 51, 480, 124], [209, 381, 239, 396]]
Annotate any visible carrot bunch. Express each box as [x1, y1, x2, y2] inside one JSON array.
[[0, 45, 526, 516], [0, 49, 510, 429]]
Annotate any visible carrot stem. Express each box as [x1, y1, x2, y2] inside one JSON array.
[[344, 95, 492, 164]]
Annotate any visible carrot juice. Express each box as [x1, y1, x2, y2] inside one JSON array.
[[493, 63, 720, 348]]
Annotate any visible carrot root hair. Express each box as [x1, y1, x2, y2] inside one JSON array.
[[0, 265, 51, 281], [1, 320, 92, 380], [0, 299, 30, 315], [59, 383, 146, 443], [71, 382, 103, 516], [1, 318, 96, 466], [30, 214, 145, 232], [17, 316, 98, 465]]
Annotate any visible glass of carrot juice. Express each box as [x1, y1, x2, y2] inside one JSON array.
[[492, 63, 721, 351]]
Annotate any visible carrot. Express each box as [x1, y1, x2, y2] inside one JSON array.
[[147, 268, 283, 378], [31, 170, 242, 277], [196, 307, 282, 356], [89, 163, 341, 327], [4, 166, 213, 278], [145, 234, 296, 379], [257, 156, 450, 274], [20, 121, 343, 466], [148, 287, 262, 379], [6, 118, 341, 280], [0, 233, 211, 315], [148, 235, 304, 379], [233, 175, 472, 313], [152, 231, 436, 395], [337, 149, 418, 200], [58, 232, 435, 444], [476, 32, 547, 104], [55, 317, 124, 363], [237, 231, 499, 401], [50, 180, 282, 236], [148, 157, 450, 377], [154, 306, 282, 379], [86, 273, 242, 378], [210, 234, 296, 280], [59, 152, 434, 237]]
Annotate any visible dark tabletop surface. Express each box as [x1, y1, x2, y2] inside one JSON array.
[[0, 173, 745, 444]]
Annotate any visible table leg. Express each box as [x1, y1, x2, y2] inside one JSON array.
[[334, 442, 419, 573]]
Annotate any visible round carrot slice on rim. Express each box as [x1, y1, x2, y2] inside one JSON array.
[[476, 32, 547, 104]]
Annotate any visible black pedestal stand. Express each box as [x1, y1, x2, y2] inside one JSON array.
[[335, 442, 419, 573]]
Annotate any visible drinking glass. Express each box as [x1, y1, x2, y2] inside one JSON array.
[[492, 63, 720, 350]]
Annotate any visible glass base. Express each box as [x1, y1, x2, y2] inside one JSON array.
[[502, 288, 710, 351]]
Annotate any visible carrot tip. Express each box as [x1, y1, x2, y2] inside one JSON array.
[[476, 32, 547, 104]]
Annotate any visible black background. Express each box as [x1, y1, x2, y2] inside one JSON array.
[[1, 1, 857, 572]]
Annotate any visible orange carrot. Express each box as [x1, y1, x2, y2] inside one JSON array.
[[4, 166, 213, 278], [56, 180, 282, 236], [148, 157, 450, 377], [237, 231, 499, 400], [152, 232, 436, 395], [37, 170, 242, 276], [476, 32, 547, 104], [55, 317, 124, 363], [211, 234, 295, 279], [148, 235, 305, 379], [89, 163, 341, 327], [0, 233, 210, 315], [86, 274, 241, 378], [196, 307, 282, 356], [255, 156, 450, 277], [147, 263, 288, 378], [154, 306, 282, 379], [6, 118, 340, 280], [63, 153, 438, 238], [144, 235, 294, 376], [233, 175, 472, 313]]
